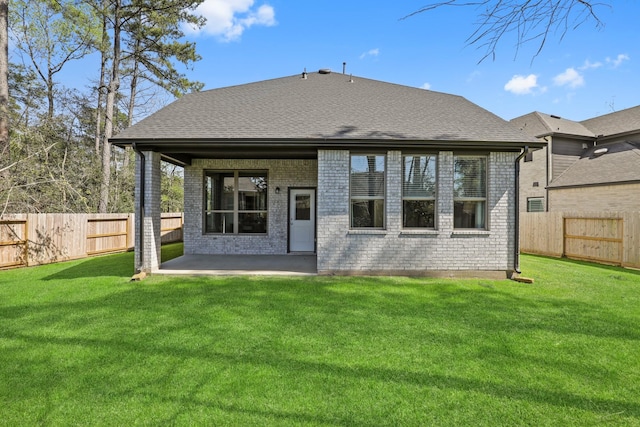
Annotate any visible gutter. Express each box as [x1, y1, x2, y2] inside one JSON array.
[[132, 142, 145, 274], [514, 146, 529, 275], [111, 137, 546, 151]]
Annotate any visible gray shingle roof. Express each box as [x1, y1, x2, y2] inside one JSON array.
[[113, 71, 536, 144], [548, 141, 640, 188], [510, 112, 594, 139], [581, 105, 640, 138]]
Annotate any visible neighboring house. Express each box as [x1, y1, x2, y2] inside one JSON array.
[[112, 70, 541, 278], [547, 141, 640, 211], [511, 106, 640, 212]]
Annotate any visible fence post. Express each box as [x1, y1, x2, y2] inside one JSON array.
[[561, 216, 566, 258], [23, 217, 29, 267], [127, 214, 131, 250]]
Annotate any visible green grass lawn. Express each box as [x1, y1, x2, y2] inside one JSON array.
[[1, 244, 639, 426]]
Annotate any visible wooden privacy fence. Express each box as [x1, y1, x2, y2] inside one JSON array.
[[0, 213, 183, 269], [0, 219, 28, 269], [520, 211, 640, 269]]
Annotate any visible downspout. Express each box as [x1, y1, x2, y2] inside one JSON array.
[[132, 143, 145, 273], [514, 146, 529, 275]]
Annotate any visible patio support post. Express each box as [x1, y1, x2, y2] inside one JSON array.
[[134, 150, 162, 272]]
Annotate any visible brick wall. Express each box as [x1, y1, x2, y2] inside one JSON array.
[[135, 150, 162, 272], [182, 151, 518, 276], [317, 150, 517, 277], [184, 158, 318, 255]]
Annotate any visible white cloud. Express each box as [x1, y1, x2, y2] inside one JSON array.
[[466, 70, 481, 83], [553, 68, 584, 88], [421, 83, 431, 90], [504, 74, 539, 95], [187, 0, 276, 41], [606, 53, 630, 68], [359, 48, 380, 60], [579, 60, 603, 70]]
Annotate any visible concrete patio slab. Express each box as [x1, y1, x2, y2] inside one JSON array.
[[156, 254, 317, 276]]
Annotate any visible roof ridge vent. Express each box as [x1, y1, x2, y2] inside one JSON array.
[[550, 114, 562, 119], [318, 68, 332, 74]]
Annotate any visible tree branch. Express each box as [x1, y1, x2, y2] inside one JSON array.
[[402, 1, 609, 62]]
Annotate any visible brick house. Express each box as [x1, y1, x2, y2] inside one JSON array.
[[112, 70, 541, 278], [511, 106, 640, 212]]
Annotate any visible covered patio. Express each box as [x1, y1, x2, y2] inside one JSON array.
[[156, 254, 317, 276]]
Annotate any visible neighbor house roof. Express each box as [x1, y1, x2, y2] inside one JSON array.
[[111, 71, 539, 164], [548, 141, 640, 188], [580, 105, 640, 139], [510, 112, 594, 139]]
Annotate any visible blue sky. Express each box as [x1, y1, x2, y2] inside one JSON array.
[[59, 1, 640, 122], [178, 0, 638, 121]]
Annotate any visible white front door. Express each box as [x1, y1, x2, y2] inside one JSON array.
[[289, 189, 316, 252]]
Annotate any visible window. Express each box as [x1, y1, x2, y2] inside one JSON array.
[[350, 155, 385, 228], [295, 194, 311, 220], [402, 155, 436, 228], [453, 156, 487, 229], [527, 197, 545, 212], [205, 171, 268, 234]]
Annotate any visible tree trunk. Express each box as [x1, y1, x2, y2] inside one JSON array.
[[98, 0, 121, 213], [122, 51, 140, 171], [127, 50, 139, 128], [0, 0, 9, 161], [95, 12, 108, 156], [47, 71, 54, 120]]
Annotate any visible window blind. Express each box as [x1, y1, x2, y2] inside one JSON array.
[[350, 155, 385, 198], [454, 157, 486, 198]]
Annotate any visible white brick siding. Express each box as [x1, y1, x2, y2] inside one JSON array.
[[317, 150, 517, 276], [184, 158, 318, 255], [134, 150, 162, 272], [180, 150, 518, 277]]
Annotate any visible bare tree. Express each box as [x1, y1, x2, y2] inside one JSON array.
[[404, 1, 609, 62], [0, 0, 8, 161], [94, 3, 110, 156], [98, 0, 121, 213], [96, 0, 204, 213], [9, 0, 99, 120]]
